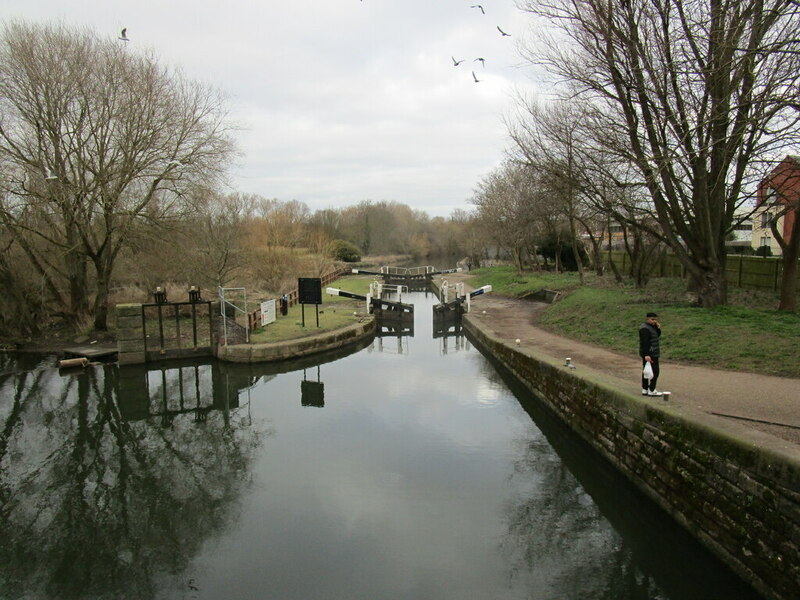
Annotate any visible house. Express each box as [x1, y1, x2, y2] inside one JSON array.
[[727, 214, 754, 253], [752, 155, 800, 256]]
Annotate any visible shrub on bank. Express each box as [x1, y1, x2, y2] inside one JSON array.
[[327, 240, 361, 263]]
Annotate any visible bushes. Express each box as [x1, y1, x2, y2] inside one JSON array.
[[327, 239, 361, 262]]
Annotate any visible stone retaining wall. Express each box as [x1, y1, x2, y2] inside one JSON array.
[[117, 301, 375, 365], [216, 318, 375, 363], [464, 316, 799, 600], [116, 303, 146, 365]]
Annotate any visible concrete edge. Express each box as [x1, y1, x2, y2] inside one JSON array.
[[215, 317, 376, 363]]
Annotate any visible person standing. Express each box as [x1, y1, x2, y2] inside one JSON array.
[[639, 312, 665, 396]]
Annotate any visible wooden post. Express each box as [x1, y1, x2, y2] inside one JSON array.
[[141, 306, 148, 357], [738, 256, 744, 287], [157, 303, 165, 353], [775, 259, 781, 291], [174, 304, 182, 352], [191, 302, 198, 349], [208, 302, 214, 348]]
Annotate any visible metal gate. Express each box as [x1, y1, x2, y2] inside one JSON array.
[[141, 293, 214, 360]]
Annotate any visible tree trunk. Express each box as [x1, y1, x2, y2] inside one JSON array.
[[779, 258, 798, 311], [554, 232, 563, 273], [628, 231, 648, 287], [92, 276, 109, 331], [91, 249, 117, 330], [513, 246, 525, 274], [688, 267, 728, 307], [587, 233, 604, 276], [606, 226, 623, 283], [777, 214, 800, 311], [66, 246, 89, 320], [567, 215, 585, 284]]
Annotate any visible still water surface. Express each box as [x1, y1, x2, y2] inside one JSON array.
[[0, 290, 761, 599]]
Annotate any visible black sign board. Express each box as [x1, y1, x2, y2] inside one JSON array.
[[298, 278, 322, 305]]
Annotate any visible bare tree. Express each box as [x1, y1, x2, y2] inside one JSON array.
[[449, 208, 491, 268], [252, 198, 310, 249], [758, 157, 800, 310], [769, 206, 800, 310], [472, 161, 549, 272], [187, 190, 256, 289], [508, 99, 600, 282], [0, 21, 234, 329], [519, 0, 800, 306]]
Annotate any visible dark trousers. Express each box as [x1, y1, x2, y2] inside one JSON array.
[[641, 357, 660, 391]]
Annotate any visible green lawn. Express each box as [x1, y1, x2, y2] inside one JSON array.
[[466, 266, 585, 297], [467, 266, 800, 378], [248, 276, 375, 343]]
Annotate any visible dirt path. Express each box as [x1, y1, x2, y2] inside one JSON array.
[[439, 274, 800, 449]]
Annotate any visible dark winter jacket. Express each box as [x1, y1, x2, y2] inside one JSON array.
[[639, 322, 661, 358]]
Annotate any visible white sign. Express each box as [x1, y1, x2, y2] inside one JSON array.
[[261, 299, 277, 327]]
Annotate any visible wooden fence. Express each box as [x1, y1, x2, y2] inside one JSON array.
[[604, 251, 798, 292], [246, 266, 353, 331]]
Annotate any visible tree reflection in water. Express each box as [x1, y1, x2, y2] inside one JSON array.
[[502, 433, 663, 600], [0, 360, 266, 600], [483, 358, 762, 600]]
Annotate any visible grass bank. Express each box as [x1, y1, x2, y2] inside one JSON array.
[[248, 276, 374, 344], [467, 266, 800, 378]]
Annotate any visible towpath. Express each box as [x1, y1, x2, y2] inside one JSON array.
[[438, 273, 800, 452]]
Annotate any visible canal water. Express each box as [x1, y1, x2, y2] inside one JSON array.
[[0, 290, 762, 600]]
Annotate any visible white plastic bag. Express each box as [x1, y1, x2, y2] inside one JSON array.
[[642, 361, 654, 380]]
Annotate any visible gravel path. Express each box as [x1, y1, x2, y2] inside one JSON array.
[[439, 273, 800, 451]]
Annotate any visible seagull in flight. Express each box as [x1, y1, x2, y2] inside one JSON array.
[[452, 56, 465, 66], [471, 4, 485, 14], [44, 167, 58, 181], [497, 26, 511, 37], [472, 71, 481, 83], [119, 28, 129, 42], [474, 57, 485, 68]]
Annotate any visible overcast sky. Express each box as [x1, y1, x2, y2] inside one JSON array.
[[2, 1, 549, 217]]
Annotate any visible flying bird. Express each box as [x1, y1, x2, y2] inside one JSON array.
[[471, 4, 485, 14], [474, 57, 485, 67], [452, 56, 464, 66], [119, 28, 129, 41], [472, 70, 481, 83], [44, 167, 57, 181], [497, 26, 511, 37]]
